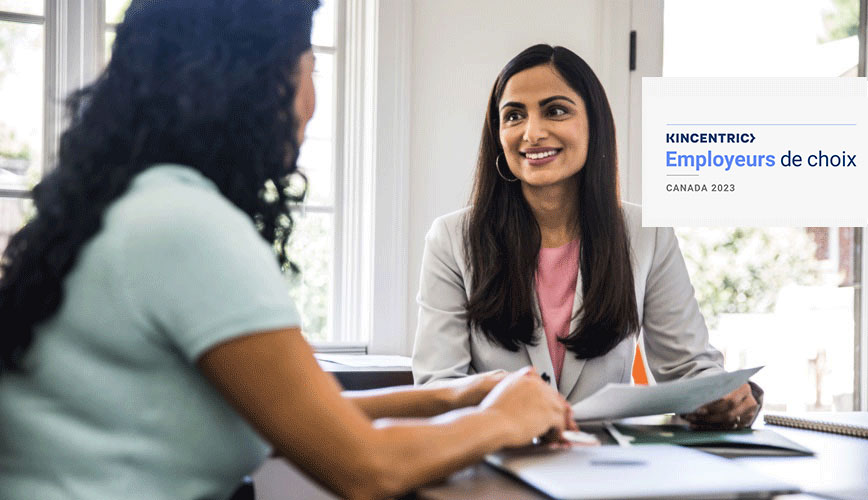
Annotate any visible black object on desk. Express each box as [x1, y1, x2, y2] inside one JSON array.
[[316, 357, 413, 390]]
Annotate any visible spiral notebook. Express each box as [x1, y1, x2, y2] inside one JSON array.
[[763, 412, 868, 438]]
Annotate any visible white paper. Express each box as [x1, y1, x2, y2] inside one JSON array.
[[571, 366, 762, 421], [315, 354, 412, 368]]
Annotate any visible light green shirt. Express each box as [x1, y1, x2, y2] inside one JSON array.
[[0, 165, 300, 500]]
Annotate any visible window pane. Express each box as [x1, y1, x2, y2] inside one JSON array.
[[297, 138, 333, 206], [0, 1, 43, 16], [677, 227, 856, 412], [0, 21, 43, 192], [286, 211, 333, 342], [664, 0, 859, 76], [665, 0, 860, 412], [299, 53, 335, 206], [104, 30, 115, 65], [311, 0, 335, 48], [0, 196, 32, 252], [306, 51, 334, 141], [105, 0, 132, 24]]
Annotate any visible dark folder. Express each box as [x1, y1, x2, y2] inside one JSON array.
[[613, 423, 814, 458]]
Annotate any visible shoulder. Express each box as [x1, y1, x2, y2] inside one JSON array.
[[620, 201, 673, 260], [622, 201, 653, 248], [620, 202, 682, 278], [426, 206, 470, 243], [621, 201, 643, 231], [102, 165, 277, 278], [110, 164, 257, 245]]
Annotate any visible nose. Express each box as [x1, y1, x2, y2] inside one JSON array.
[[522, 115, 548, 144]]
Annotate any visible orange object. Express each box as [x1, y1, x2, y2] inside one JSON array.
[[632, 344, 648, 385]]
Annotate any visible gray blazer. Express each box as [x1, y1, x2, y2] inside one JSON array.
[[412, 202, 724, 404]]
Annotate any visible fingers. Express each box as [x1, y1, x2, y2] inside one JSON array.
[[538, 387, 570, 440], [693, 383, 750, 416], [496, 367, 574, 445], [481, 370, 508, 389], [563, 399, 578, 431], [684, 384, 758, 430], [695, 396, 736, 416], [730, 393, 759, 428]]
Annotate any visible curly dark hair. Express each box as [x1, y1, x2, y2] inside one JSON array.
[[0, 0, 319, 372]]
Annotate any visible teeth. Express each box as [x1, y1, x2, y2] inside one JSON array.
[[526, 150, 557, 160]]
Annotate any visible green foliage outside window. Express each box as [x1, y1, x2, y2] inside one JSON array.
[[822, 0, 860, 42], [676, 228, 823, 330], [285, 212, 332, 341]]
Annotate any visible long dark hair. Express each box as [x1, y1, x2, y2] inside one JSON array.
[[0, 0, 318, 372], [465, 44, 639, 359]]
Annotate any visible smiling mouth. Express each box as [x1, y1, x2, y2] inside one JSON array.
[[520, 148, 562, 160]]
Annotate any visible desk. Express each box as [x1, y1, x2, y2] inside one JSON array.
[[416, 422, 868, 500]]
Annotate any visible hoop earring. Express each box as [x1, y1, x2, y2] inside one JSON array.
[[495, 154, 518, 182]]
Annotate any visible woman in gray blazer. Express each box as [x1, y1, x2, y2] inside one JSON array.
[[412, 44, 761, 430]]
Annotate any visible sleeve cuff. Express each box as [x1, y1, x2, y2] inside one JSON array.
[[748, 380, 764, 424]]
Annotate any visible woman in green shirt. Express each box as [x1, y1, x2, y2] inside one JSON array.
[[0, 1, 574, 499]]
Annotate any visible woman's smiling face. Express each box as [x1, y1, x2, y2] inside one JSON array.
[[498, 64, 589, 188]]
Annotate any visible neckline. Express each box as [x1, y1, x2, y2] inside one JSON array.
[[539, 238, 579, 251]]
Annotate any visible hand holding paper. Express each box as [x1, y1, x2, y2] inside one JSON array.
[[571, 367, 762, 421]]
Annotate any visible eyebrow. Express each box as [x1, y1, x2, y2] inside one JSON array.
[[500, 95, 577, 111]]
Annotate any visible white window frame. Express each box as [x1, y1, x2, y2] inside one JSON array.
[[47, 0, 102, 176], [319, 0, 411, 354], [856, 0, 868, 411]]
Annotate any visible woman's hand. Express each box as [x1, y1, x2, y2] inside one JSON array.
[[479, 367, 575, 447], [448, 370, 509, 409], [682, 382, 759, 430]]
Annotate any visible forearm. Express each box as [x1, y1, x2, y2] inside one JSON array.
[[367, 407, 513, 496], [345, 385, 458, 419], [200, 329, 513, 500], [279, 397, 512, 499]]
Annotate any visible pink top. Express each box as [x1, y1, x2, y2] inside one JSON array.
[[535, 239, 580, 385]]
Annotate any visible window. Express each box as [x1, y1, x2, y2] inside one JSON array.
[[288, 0, 339, 342], [0, 2, 43, 252], [102, 0, 127, 63], [0, 0, 349, 345], [663, 0, 864, 412]]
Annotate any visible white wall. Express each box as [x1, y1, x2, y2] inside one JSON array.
[[403, 0, 634, 353]]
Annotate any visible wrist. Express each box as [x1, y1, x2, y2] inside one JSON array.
[[436, 385, 464, 413], [479, 406, 521, 449], [470, 407, 518, 451]]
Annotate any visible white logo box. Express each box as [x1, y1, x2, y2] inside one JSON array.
[[642, 77, 868, 227]]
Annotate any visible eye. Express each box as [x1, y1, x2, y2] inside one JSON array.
[[503, 110, 523, 123], [547, 106, 568, 117]]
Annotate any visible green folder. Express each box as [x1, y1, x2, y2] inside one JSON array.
[[613, 423, 815, 458]]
